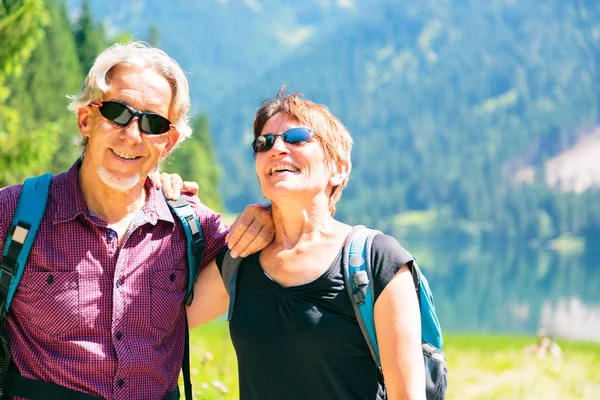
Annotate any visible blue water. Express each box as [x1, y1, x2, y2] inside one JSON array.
[[400, 239, 600, 342]]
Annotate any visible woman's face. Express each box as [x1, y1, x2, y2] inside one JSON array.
[[254, 113, 334, 203]]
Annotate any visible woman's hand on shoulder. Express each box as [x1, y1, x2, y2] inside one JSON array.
[[151, 170, 199, 200], [226, 203, 274, 258]]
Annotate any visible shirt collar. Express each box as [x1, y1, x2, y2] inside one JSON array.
[[52, 159, 175, 225], [52, 159, 89, 224], [143, 176, 175, 225]]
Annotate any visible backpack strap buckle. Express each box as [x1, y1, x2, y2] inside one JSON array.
[[2, 222, 32, 278], [0, 259, 17, 279], [351, 270, 369, 305], [184, 214, 204, 253]]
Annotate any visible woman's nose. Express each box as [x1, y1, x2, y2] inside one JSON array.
[[270, 135, 290, 154]]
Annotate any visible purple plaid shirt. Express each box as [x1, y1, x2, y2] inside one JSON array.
[[0, 161, 228, 399]]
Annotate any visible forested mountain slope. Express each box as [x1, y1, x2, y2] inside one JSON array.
[[67, 0, 600, 242], [68, 0, 374, 109], [209, 0, 600, 242]]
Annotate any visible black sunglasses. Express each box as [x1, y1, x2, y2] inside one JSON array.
[[90, 101, 173, 135], [251, 127, 315, 153]]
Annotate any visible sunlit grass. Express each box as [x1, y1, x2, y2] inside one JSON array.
[[180, 318, 239, 399], [446, 334, 600, 399], [181, 322, 600, 399]]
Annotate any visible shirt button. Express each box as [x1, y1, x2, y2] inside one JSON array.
[[46, 275, 54, 284], [116, 331, 123, 340], [115, 280, 122, 288], [117, 379, 125, 388], [108, 231, 116, 239]]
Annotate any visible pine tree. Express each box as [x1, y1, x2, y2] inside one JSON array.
[[147, 24, 160, 47], [72, 0, 106, 75], [0, 0, 58, 186], [163, 113, 223, 211]]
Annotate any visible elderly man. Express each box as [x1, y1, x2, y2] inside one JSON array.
[[0, 42, 272, 400]]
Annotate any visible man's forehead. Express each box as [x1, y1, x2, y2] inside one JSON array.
[[103, 90, 169, 109], [107, 65, 172, 94], [103, 67, 173, 113]]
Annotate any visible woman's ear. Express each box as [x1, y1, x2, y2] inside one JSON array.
[[329, 158, 350, 187]]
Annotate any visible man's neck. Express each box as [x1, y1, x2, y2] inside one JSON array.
[[79, 163, 147, 224]]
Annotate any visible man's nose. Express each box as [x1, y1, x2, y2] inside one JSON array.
[[121, 117, 143, 142]]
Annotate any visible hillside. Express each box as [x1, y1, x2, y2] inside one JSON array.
[[66, 0, 600, 241], [209, 0, 600, 239], [67, 0, 373, 109], [515, 126, 600, 194]]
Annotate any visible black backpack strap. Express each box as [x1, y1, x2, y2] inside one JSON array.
[[182, 315, 192, 400], [165, 197, 205, 307], [220, 249, 243, 321], [164, 386, 180, 400], [164, 195, 205, 400], [2, 373, 103, 399]]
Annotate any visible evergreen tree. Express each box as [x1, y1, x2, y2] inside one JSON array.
[[73, 0, 106, 74], [0, 0, 58, 186], [8, 0, 86, 175], [163, 113, 223, 211], [147, 24, 160, 47]]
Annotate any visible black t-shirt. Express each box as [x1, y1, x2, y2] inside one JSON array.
[[216, 233, 413, 400]]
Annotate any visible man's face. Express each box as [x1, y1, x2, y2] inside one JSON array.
[[78, 64, 179, 192]]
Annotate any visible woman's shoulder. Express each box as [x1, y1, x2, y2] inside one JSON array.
[[371, 232, 414, 267], [368, 231, 415, 300]]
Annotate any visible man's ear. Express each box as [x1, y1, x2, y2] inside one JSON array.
[[329, 159, 350, 187], [77, 106, 93, 138], [160, 128, 181, 160]]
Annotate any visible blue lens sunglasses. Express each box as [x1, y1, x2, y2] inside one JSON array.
[[251, 127, 315, 153]]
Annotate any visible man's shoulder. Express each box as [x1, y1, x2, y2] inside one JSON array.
[[0, 183, 25, 244], [0, 183, 24, 213], [0, 170, 71, 217]]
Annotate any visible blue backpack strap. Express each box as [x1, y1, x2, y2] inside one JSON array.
[[220, 249, 243, 321], [409, 261, 447, 399], [344, 226, 448, 400], [0, 173, 52, 393], [342, 225, 382, 368], [165, 197, 204, 307], [409, 261, 443, 350], [0, 173, 52, 314]]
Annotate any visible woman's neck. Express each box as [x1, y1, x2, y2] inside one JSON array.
[[270, 202, 336, 248]]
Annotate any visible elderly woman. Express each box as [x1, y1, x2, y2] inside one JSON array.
[[188, 88, 425, 400]]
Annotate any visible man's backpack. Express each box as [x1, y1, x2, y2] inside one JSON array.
[[0, 173, 204, 400], [221, 225, 448, 400]]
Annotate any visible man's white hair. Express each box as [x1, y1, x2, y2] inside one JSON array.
[[68, 41, 192, 146]]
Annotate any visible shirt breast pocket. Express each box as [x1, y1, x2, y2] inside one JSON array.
[[150, 269, 187, 333], [16, 271, 81, 336]]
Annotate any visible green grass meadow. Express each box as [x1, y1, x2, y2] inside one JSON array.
[[182, 320, 600, 399]]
